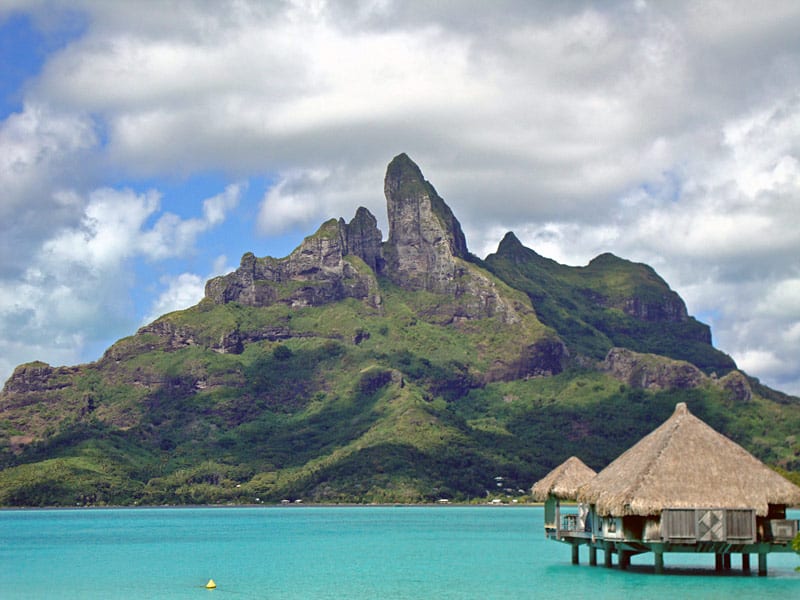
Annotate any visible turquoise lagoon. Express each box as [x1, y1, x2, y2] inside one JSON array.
[[1, 506, 798, 599]]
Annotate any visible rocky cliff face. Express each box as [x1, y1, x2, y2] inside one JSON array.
[[346, 206, 384, 273], [379, 154, 537, 327], [602, 348, 704, 390], [717, 370, 753, 402], [382, 153, 469, 292], [205, 210, 383, 309], [1, 362, 80, 396], [203, 153, 538, 328], [602, 347, 753, 401]]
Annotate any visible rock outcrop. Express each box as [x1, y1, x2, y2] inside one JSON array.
[[602, 347, 755, 401], [0, 362, 83, 415], [1, 362, 79, 395], [602, 347, 705, 390], [203, 154, 540, 327], [205, 209, 383, 309], [346, 206, 383, 273], [717, 370, 753, 402]]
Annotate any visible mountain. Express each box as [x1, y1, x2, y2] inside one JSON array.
[[1, 154, 798, 507]]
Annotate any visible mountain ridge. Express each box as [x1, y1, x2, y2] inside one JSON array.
[[0, 153, 797, 507]]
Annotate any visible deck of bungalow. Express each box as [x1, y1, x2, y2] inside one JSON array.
[[544, 501, 798, 575]]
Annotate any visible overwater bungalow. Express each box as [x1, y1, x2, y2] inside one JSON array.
[[532, 456, 597, 549], [532, 402, 800, 575]]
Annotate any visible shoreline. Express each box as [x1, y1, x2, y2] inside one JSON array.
[[0, 501, 545, 512]]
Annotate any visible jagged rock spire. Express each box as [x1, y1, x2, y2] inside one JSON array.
[[342, 206, 383, 273], [383, 153, 468, 292]]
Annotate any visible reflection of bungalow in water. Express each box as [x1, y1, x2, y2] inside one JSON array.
[[531, 403, 800, 575]]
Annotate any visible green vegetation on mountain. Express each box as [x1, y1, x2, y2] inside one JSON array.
[[0, 154, 797, 507], [484, 233, 735, 373]]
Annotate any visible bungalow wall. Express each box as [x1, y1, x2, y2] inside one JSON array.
[[590, 507, 768, 544], [599, 515, 624, 540], [544, 496, 557, 529], [587, 508, 758, 544]]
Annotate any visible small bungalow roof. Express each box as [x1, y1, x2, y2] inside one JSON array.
[[531, 456, 597, 501], [577, 402, 800, 517]]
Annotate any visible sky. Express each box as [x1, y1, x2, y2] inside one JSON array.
[[0, 0, 799, 396]]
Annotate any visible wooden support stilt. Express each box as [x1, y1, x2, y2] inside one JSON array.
[[715, 553, 723, 572], [555, 503, 561, 540], [758, 553, 767, 577], [654, 551, 664, 575], [571, 544, 579, 565], [589, 546, 597, 566], [604, 544, 613, 568], [619, 550, 630, 570], [741, 553, 750, 573], [723, 553, 731, 571]]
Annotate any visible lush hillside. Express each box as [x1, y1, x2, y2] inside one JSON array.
[[483, 232, 736, 373], [0, 154, 797, 507]]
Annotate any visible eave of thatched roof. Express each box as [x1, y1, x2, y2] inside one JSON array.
[[531, 456, 597, 501], [577, 402, 800, 517]]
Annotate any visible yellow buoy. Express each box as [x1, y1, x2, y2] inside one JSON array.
[[205, 579, 217, 589]]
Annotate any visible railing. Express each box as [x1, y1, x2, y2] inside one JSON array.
[[561, 514, 581, 532]]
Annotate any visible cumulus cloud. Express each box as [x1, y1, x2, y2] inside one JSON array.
[[37, 183, 241, 267], [142, 273, 205, 325], [257, 166, 383, 235], [142, 255, 235, 325], [0, 102, 97, 275], [0, 184, 240, 382]]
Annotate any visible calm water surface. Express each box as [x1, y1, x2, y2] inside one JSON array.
[[1, 506, 798, 599]]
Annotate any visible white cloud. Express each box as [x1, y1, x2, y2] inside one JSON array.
[[0, 184, 240, 383], [257, 166, 383, 236], [36, 184, 240, 267], [756, 279, 800, 320], [203, 184, 241, 225], [0, 104, 95, 198], [143, 272, 205, 325], [257, 170, 334, 235], [142, 254, 235, 325], [737, 349, 788, 381], [42, 188, 161, 268], [138, 183, 242, 260], [0, 103, 97, 274]]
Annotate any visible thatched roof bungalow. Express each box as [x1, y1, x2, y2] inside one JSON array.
[[532, 456, 596, 502], [532, 456, 597, 539], [577, 402, 800, 517], [534, 402, 800, 575]]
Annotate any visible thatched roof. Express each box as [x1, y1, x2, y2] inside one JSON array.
[[577, 402, 800, 517], [531, 456, 597, 501]]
